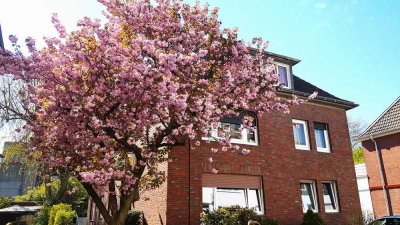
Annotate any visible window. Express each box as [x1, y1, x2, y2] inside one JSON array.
[[202, 174, 264, 214], [314, 123, 331, 153], [300, 181, 318, 213], [322, 182, 339, 212], [204, 113, 258, 145], [202, 187, 263, 214], [292, 119, 310, 150], [276, 62, 291, 88]]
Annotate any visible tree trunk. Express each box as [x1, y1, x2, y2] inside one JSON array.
[[52, 174, 69, 203]]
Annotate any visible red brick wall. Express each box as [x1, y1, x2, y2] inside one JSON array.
[[135, 161, 168, 225], [362, 132, 400, 217], [167, 102, 360, 225]]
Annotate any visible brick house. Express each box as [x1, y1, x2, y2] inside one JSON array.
[[358, 96, 400, 218], [87, 52, 360, 225]]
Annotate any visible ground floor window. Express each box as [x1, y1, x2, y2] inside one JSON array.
[[202, 174, 263, 214], [322, 181, 339, 212], [300, 180, 318, 213], [202, 187, 263, 214]]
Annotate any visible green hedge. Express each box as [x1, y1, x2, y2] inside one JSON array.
[[34, 205, 51, 225], [301, 210, 325, 225], [0, 196, 13, 209], [48, 203, 73, 225], [54, 210, 76, 225], [125, 210, 143, 225], [201, 205, 279, 225]]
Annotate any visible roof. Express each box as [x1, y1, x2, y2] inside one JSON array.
[[358, 96, 400, 141], [0, 205, 42, 213], [279, 75, 358, 109]]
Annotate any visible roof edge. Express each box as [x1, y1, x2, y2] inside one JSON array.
[[357, 96, 400, 140], [279, 89, 359, 110], [358, 129, 400, 142]]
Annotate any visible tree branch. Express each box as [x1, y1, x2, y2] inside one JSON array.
[[81, 182, 113, 225]]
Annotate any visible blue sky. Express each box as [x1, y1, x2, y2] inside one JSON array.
[[0, 0, 399, 126]]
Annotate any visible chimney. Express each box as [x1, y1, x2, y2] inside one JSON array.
[[0, 24, 4, 49]]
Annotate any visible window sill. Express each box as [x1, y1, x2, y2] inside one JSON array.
[[202, 137, 259, 146], [324, 211, 340, 214], [295, 145, 311, 151], [303, 210, 318, 214], [317, 148, 331, 153]]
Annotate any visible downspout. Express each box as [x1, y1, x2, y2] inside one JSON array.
[[370, 135, 390, 216], [188, 139, 191, 224]]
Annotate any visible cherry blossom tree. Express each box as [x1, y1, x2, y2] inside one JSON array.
[[0, 0, 309, 224]]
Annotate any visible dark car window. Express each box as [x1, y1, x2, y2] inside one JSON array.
[[386, 218, 400, 225], [370, 219, 385, 225]]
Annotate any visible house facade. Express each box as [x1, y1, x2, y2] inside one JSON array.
[[358, 96, 400, 218], [0, 142, 38, 198], [133, 53, 361, 225]]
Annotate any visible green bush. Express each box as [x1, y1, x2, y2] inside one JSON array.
[[48, 203, 72, 225], [201, 205, 259, 225], [353, 147, 365, 164], [34, 205, 51, 225], [54, 210, 76, 225], [15, 177, 88, 216], [301, 210, 325, 225], [259, 218, 280, 225], [125, 210, 143, 225], [0, 196, 13, 209]]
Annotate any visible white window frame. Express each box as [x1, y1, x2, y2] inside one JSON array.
[[292, 119, 310, 150], [275, 62, 292, 89], [322, 181, 339, 213], [202, 187, 264, 215], [203, 122, 259, 146], [300, 180, 318, 213], [314, 123, 331, 153]]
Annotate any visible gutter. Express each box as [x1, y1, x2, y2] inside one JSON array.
[[358, 129, 400, 142], [278, 89, 358, 110], [370, 135, 391, 216]]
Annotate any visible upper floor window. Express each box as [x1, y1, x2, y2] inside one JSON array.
[[276, 62, 291, 88], [300, 180, 318, 213], [322, 182, 339, 213], [292, 119, 310, 150], [314, 122, 331, 153], [205, 113, 258, 146]]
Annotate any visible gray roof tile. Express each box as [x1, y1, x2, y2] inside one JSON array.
[[359, 96, 400, 139]]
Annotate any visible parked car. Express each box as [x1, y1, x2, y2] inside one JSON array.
[[368, 216, 400, 225]]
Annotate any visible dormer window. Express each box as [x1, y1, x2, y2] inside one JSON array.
[[276, 62, 292, 89]]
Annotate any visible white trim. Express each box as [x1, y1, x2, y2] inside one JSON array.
[[315, 124, 331, 153], [300, 180, 318, 213], [292, 119, 310, 150], [322, 181, 339, 213], [358, 96, 400, 140], [202, 122, 259, 146], [275, 62, 292, 89], [203, 187, 265, 215]]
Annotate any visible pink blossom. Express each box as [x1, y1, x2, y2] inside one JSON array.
[[241, 148, 251, 155], [211, 168, 219, 174], [0, 0, 302, 222]]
